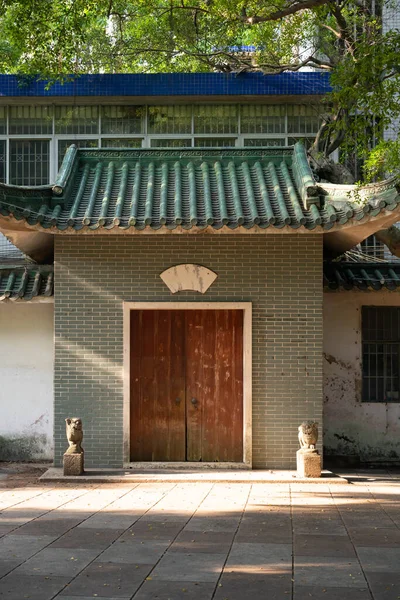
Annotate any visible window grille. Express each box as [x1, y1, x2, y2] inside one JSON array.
[[150, 138, 192, 148], [194, 137, 237, 147], [244, 138, 285, 147], [287, 105, 320, 135], [0, 102, 329, 184], [241, 105, 285, 134], [58, 139, 98, 168], [55, 106, 99, 134], [101, 106, 144, 134], [0, 232, 25, 261], [0, 140, 6, 182], [148, 106, 192, 134], [194, 105, 238, 134], [9, 106, 53, 135], [360, 235, 385, 260], [362, 307, 400, 402], [101, 138, 143, 148], [9, 140, 49, 186]]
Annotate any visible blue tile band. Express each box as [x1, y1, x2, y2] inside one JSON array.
[[0, 72, 331, 97]]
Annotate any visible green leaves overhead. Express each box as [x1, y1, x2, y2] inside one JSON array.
[[0, 0, 323, 74], [1, 0, 400, 181]]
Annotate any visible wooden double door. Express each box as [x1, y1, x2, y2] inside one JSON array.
[[130, 309, 243, 462]]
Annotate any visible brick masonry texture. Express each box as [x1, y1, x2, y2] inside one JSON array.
[[54, 235, 323, 469]]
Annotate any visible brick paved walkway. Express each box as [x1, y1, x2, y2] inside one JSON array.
[[0, 470, 399, 599]]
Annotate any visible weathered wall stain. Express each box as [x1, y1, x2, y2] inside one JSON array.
[[0, 434, 50, 461], [334, 433, 356, 444], [324, 353, 352, 371]]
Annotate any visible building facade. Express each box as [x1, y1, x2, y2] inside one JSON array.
[[1, 73, 400, 468]]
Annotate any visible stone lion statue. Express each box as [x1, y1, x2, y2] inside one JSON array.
[[298, 421, 318, 450], [65, 418, 84, 454]]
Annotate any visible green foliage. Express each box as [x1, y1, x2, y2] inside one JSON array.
[[364, 140, 400, 180], [0, 0, 400, 181]]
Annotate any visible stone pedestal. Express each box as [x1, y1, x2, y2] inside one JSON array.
[[296, 449, 321, 478], [63, 452, 84, 476]]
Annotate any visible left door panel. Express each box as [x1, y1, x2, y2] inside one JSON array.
[[130, 310, 186, 461]]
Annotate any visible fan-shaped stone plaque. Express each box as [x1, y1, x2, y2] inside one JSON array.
[[160, 264, 217, 294]]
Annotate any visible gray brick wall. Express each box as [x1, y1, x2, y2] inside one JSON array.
[[54, 235, 323, 469]]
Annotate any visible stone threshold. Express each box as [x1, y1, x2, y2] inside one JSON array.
[[40, 467, 348, 484]]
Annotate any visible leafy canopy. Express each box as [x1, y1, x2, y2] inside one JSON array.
[[1, 0, 400, 180]]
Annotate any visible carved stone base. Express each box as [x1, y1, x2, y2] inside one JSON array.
[[63, 452, 84, 476], [296, 449, 321, 478]]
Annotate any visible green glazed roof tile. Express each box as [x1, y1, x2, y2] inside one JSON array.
[[4, 262, 397, 297], [324, 262, 400, 291], [0, 266, 53, 301], [0, 144, 399, 233]]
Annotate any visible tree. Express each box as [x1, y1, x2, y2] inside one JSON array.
[[1, 0, 400, 249]]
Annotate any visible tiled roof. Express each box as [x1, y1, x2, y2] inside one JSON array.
[[0, 266, 53, 301], [324, 262, 400, 291], [2, 262, 397, 298], [0, 143, 399, 233]]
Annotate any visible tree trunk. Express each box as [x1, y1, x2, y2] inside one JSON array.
[[308, 150, 400, 258], [308, 151, 356, 184], [375, 227, 400, 258]]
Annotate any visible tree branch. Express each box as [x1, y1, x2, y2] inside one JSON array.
[[240, 0, 330, 24]]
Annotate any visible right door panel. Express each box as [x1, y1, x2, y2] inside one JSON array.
[[185, 310, 243, 462]]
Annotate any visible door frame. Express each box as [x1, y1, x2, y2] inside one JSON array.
[[123, 302, 252, 468]]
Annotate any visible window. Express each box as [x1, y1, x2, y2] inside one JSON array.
[[0, 107, 6, 135], [244, 138, 285, 147], [55, 106, 99, 134], [287, 105, 320, 135], [360, 235, 385, 260], [148, 106, 192, 134], [9, 140, 50, 185], [0, 141, 6, 182], [58, 139, 99, 168], [101, 138, 143, 148], [0, 102, 326, 182], [241, 105, 285, 134], [150, 138, 192, 148], [362, 307, 400, 402], [9, 106, 53, 135], [194, 105, 237, 134], [101, 106, 143, 134], [194, 138, 237, 147]]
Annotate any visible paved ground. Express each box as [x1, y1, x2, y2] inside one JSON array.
[[0, 467, 399, 600]]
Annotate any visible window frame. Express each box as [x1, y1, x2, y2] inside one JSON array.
[[362, 306, 400, 403], [0, 101, 323, 183]]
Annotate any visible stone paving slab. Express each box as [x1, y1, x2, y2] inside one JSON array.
[[41, 467, 348, 484], [0, 470, 399, 600], [294, 533, 357, 557], [365, 572, 400, 600], [294, 556, 368, 588], [150, 551, 226, 582], [13, 547, 101, 576], [0, 573, 70, 600], [294, 585, 373, 599], [214, 572, 292, 600], [131, 581, 215, 600], [63, 562, 153, 597]]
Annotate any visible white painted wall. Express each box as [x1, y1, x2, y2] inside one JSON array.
[[0, 302, 54, 461], [324, 291, 400, 464]]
